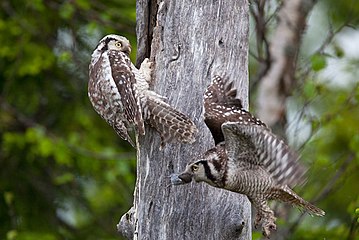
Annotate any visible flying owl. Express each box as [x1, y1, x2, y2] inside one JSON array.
[[88, 34, 197, 148], [171, 75, 325, 237]]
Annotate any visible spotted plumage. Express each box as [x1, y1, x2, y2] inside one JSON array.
[[171, 75, 325, 237], [204, 75, 267, 144], [88, 34, 197, 148]]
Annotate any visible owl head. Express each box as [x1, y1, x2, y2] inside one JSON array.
[[171, 145, 226, 187], [170, 159, 221, 188], [95, 34, 132, 55]]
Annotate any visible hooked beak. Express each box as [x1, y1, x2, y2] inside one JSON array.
[[124, 46, 131, 56], [170, 172, 193, 185]]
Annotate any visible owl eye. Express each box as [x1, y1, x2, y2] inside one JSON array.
[[115, 42, 122, 48], [192, 165, 199, 172]]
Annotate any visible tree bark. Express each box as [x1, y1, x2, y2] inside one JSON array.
[[119, 1, 251, 239]]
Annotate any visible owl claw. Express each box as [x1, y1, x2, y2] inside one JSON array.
[[261, 217, 277, 238], [262, 224, 276, 238], [254, 211, 276, 238], [254, 214, 262, 229]]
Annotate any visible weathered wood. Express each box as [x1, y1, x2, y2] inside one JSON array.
[[135, 0, 157, 67], [119, 1, 251, 239]]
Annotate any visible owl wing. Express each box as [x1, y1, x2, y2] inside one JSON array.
[[204, 75, 267, 144], [107, 50, 145, 137], [222, 122, 306, 187]]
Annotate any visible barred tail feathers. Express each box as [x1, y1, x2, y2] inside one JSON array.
[[278, 186, 325, 217], [145, 94, 197, 148]]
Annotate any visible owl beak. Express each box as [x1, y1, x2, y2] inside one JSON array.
[[124, 46, 131, 56], [177, 172, 193, 183], [170, 172, 193, 185]]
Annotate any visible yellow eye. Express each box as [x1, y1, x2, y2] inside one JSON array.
[[192, 165, 199, 172], [115, 42, 122, 48]]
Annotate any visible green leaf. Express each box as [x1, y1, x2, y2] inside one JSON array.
[[59, 3, 75, 20], [38, 138, 53, 157], [27, 0, 45, 11], [75, 0, 90, 10], [54, 173, 74, 185], [303, 80, 317, 98], [6, 230, 17, 240], [4, 191, 14, 205], [311, 54, 327, 72]]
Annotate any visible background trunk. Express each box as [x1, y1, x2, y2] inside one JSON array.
[[119, 1, 252, 239]]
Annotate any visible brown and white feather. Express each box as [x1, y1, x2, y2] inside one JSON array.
[[171, 74, 324, 238], [222, 123, 306, 187], [88, 35, 144, 147], [89, 34, 197, 148], [204, 75, 267, 144]]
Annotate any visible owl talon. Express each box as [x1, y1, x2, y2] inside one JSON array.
[[262, 228, 271, 238], [254, 213, 262, 229], [262, 224, 276, 238], [261, 217, 277, 238]]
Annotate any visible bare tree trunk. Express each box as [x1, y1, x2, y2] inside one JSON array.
[[119, 1, 251, 239]]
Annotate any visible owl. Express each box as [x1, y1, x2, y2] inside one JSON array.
[[171, 75, 324, 237], [88, 34, 197, 148]]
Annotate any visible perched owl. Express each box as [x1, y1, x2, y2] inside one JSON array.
[[88, 34, 197, 148], [171, 75, 325, 237]]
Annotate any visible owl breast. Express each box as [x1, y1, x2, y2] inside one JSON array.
[[88, 53, 125, 126], [224, 164, 274, 198]]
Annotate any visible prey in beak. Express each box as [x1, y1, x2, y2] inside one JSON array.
[[170, 160, 209, 186], [170, 172, 193, 185]]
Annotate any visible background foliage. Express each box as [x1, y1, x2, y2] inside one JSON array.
[[0, 0, 358, 239], [0, 1, 136, 239]]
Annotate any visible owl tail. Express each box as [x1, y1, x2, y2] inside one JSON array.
[[279, 186, 325, 217], [143, 92, 198, 149]]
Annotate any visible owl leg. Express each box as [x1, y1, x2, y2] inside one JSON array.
[[252, 199, 277, 238]]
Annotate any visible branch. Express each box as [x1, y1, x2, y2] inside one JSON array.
[[249, 0, 271, 89], [347, 212, 359, 240], [256, 0, 317, 127], [298, 21, 349, 81]]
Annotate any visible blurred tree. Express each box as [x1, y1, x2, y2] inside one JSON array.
[[249, 0, 359, 239]]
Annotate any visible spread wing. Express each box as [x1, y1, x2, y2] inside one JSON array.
[[203, 75, 266, 144], [222, 122, 306, 187]]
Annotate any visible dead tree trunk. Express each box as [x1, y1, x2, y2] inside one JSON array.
[[119, 1, 251, 239]]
